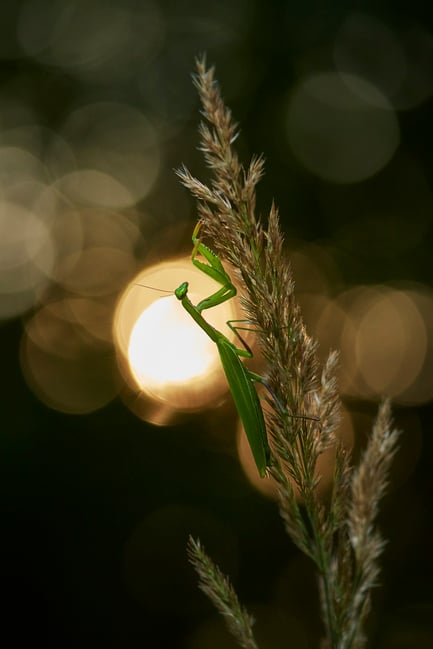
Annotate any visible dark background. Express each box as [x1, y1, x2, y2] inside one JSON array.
[[1, 1, 432, 647]]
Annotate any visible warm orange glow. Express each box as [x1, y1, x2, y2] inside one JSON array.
[[113, 257, 242, 417], [20, 301, 119, 415], [129, 294, 219, 386], [338, 285, 433, 403]]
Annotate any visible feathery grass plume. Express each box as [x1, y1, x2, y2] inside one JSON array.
[[181, 57, 400, 649], [187, 537, 259, 649], [342, 398, 400, 648]]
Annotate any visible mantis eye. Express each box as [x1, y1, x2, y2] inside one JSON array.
[[174, 281, 189, 300]]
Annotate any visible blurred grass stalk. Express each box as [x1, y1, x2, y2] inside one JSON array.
[[182, 58, 400, 649]]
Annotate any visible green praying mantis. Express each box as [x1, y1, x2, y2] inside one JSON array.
[[140, 222, 317, 477], [174, 222, 271, 477]]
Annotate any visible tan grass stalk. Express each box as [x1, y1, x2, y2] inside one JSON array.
[[187, 537, 259, 649], [183, 57, 400, 649]]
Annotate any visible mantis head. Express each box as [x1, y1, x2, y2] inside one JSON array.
[[175, 281, 189, 300]]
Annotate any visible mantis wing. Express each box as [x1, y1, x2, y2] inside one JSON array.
[[216, 337, 270, 477]]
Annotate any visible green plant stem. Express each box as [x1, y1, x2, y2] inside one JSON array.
[[316, 531, 339, 648]]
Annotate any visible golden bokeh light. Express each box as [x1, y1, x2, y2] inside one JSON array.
[[286, 71, 399, 183], [0, 124, 76, 182], [287, 241, 341, 295], [307, 295, 353, 359], [20, 300, 119, 414], [0, 145, 46, 185], [56, 169, 135, 209], [299, 280, 433, 406], [54, 247, 137, 297], [339, 285, 433, 403], [129, 295, 219, 385], [355, 290, 425, 394], [59, 101, 161, 205], [67, 296, 115, 343], [31, 183, 144, 297], [17, 0, 165, 85], [0, 199, 54, 318], [113, 257, 242, 418]]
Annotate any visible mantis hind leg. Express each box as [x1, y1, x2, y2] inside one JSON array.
[[226, 318, 320, 423], [225, 319, 256, 358], [249, 370, 320, 423]]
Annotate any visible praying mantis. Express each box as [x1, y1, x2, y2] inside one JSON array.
[[174, 222, 271, 477], [140, 222, 317, 477]]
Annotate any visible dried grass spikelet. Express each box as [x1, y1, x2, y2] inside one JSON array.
[[178, 59, 340, 490], [182, 57, 400, 649], [187, 537, 259, 649]]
